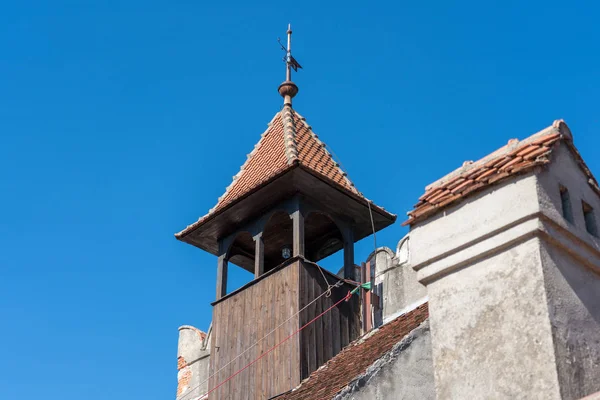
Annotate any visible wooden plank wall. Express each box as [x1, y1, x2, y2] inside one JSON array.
[[298, 260, 361, 381], [209, 261, 301, 400]]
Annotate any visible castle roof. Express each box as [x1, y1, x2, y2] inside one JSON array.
[[404, 120, 600, 226], [273, 303, 429, 400], [176, 108, 361, 239], [175, 105, 396, 255]]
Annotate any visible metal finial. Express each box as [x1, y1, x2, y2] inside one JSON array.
[[278, 24, 302, 105]]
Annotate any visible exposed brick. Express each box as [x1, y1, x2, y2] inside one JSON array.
[[177, 356, 192, 397]]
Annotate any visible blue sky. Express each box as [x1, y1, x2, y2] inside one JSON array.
[[1, 1, 599, 399]]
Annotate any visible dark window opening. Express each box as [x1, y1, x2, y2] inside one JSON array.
[[582, 201, 598, 237], [559, 185, 574, 224]]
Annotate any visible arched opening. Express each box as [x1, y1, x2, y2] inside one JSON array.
[[225, 231, 255, 292], [396, 234, 410, 266], [305, 212, 344, 274], [262, 210, 293, 273], [227, 231, 255, 272]]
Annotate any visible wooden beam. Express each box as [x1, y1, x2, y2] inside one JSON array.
[[343, 228, 355, 279], [254, 233, 264, 278], [292, 209, 305, 258], [364, 261, 372, 332], [216, 254, 228, 300]]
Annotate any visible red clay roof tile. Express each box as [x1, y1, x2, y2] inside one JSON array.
[[274, 303, 429, 400], [403, 120, 599, 226], [176, 107, 365, 237]]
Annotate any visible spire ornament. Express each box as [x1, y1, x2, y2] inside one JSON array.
[[278, 24, 302, 105]]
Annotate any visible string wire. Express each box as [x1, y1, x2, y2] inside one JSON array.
[[198, 290, 353, 400], [179, 279, 344, 400]]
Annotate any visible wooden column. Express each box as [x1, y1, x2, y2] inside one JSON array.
[[216, 254, 228, 300], [292, 208, 305, 258], [363, 261, 373, 332], [343, 228, 355, 279], [254, 232, 264, 278]]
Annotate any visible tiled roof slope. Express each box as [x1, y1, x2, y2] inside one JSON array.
[[176, 106, 360, 238], [404, 120, 600, 226], [274, 303, 429, 400]]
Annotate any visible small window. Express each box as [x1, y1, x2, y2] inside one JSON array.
[[559, 186, 574, 224], [582, 201, 598, 237]]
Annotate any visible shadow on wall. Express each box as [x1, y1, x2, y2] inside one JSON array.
[[366, 235, 427, 328]]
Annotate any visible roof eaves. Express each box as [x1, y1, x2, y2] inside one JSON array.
[[297, 164, 396, 222], [294, 110, 360, 196], [212, 111, 283, 212], [175, 112, 285, 239], [403, 121, 574, 226], [175, 162, 296, 240]]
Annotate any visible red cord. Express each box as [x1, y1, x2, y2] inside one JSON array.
[[201, 291, 352, 399]]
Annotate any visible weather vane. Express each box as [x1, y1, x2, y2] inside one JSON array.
[[277, 24, 302, 81], [277, 24, 302, 105]]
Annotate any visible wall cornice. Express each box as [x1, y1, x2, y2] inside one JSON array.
[[414, 212, 600, 285]]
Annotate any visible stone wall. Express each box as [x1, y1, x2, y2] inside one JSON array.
[[177, 325, 211, 400], [425, 236, 561, 399], [536, 143, 600, 399], [411, 174, 564, 399], [410, 140, 600, 399], [368, 242, 427, 327], [334, 321, 435, 400]]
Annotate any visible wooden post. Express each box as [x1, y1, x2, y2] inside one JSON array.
[[360, 262, 366, 333], [292, 209, 305, 258], [254, 232, 264, 278], [343, 228, 355, 279], [216, 254, 228, 300], [364, 261, 372, 332]]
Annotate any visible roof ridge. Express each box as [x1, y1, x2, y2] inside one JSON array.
[[282, 105, 299, 164], [293, 110, 359, 195], [204, 110, 283, 217], [403, 120, 600, 226], [426, 125, 559, 191]]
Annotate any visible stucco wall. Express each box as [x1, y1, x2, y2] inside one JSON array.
[[410, 175, 565, 399], [536, 143, 600, 399], [409, 139, 600, 399], [426, 237, 560, 399], [536, 143, 600, 243], [334, 321, 435, 400], [410, 173, 541, 278], [370, 242, 427, 326], [540, 242, 600, 399], [177, 325, 211, 400]]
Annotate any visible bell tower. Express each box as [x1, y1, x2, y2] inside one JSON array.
[[175, 25, 396, 400]]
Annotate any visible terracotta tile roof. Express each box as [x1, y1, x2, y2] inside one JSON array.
[[176, 105, 361, 237], [274, 303, 429, 400], [403, 120, 600, 226], [581, 391, 600, 400]]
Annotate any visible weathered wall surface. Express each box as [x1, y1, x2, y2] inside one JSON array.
[[410, 173, 541, 279], [370, 242, 427, 327], [177, 325, 210, 400], [536, 143, 600, 399], [540, 242, 600, 399], [410, 175, 563, 399], [334, 321, 435, 400], [426, 237, 561, 399], [536, 143, 600, 242], [409, 139, 600, 399]]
